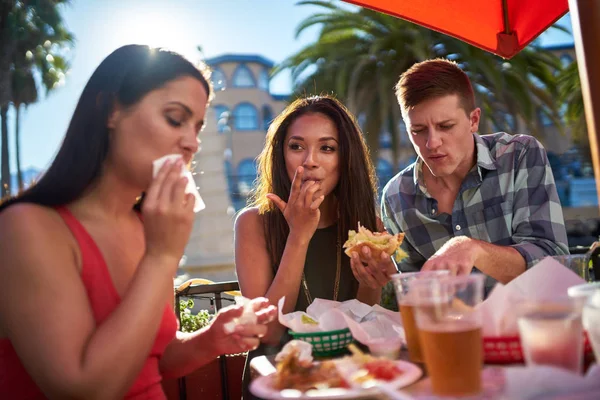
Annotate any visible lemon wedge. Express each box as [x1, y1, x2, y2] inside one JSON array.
[[301, 315, 318, 325]]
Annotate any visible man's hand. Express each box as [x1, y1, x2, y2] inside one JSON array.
[[422, 236, 482, 275]]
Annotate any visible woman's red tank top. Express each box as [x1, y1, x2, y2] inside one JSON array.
[[0, 206, 178, 399]]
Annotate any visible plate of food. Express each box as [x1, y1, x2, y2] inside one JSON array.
[[250, 342, 422, 399]]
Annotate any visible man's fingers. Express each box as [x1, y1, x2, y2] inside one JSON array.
[[266, 194, 287, 213], [421, 261, 434, 271]]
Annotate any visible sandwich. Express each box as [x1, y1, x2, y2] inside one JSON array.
[[343, 223, 408, 262]]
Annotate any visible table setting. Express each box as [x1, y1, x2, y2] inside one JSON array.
[[247, 256, 600, 399]]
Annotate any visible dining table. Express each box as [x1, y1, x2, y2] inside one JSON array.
[[249, 345, 599, 399]]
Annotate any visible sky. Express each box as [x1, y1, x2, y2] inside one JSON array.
[[7, 0, 574, 172]]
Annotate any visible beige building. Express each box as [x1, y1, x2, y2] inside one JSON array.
[[179, 46, 595, 283], [178, 54, 288, 283]]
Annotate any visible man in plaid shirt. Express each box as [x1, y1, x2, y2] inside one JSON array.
[[358, 59, 568, 292]]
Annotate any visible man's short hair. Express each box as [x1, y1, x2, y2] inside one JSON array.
[[395, 58, 475, 117]]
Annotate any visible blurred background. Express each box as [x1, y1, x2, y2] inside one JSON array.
[[1, 0, 597, 286]]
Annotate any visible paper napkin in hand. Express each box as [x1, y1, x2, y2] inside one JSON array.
[[223, 296, 258, 334], [152, 154, 205, 212]]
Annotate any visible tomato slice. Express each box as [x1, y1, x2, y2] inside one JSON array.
[[363, 360, 403, 381]]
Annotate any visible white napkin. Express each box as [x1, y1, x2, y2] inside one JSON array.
[[277, 297, 322, 333], [479, 257, 586, 336], [223, 296, 258, 334], [152, 154, 205, 212], [504, 364, 600, 399], [338, 309, 404, 358], [278, 296, 405, 357]]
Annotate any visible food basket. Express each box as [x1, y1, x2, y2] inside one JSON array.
[[289, 328, 354, 357], [483, 333, 594, 364]]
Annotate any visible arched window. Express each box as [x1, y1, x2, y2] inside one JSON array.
[[232, 64, 256, 88], [258, 69, 269, 91], [233, 103, 259, 130], [262, 105, 273, 130], [224, 160, 235, 195], [213, 105, 229, 133], [211, 68, 226, 91], [237, 159, 257, 196]]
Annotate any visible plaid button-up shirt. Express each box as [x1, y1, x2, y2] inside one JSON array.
[[381, 132, 569, 287]]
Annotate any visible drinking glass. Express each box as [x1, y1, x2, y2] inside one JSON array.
[[552, 254, 592, 282], [391, 270, 449, 363], [582, 289, 600, 363], [411, 274, 485, 397], [568, 282, 600, 311], [517, 298, 583, 374]]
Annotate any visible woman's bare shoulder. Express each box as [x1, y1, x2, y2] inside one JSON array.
[[0, 203, 75, 254], [0, 202, 63, 228], [234, 206, 264, 232]]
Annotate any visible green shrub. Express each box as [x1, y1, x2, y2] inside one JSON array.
[[179, 299, 213, 333], [380, 281, 399, 312]]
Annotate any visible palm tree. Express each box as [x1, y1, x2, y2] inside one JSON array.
[[0, 0, 73, 197], [558, 60, 585, 144], [12, 67, 37, 191], [11, 40, 71, 192], [277, 1, 563, 167]]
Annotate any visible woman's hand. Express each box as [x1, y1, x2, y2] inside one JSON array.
[[266, 166, 324, 241], [142, 159, 195, 270], [349, 247, 397, 289], [207, 298, 277, 356]]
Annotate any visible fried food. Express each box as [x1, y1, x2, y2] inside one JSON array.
[[343, 223, 408, 262]]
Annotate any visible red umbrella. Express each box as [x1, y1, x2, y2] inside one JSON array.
[[342, 0, 568, 59], [342, 0, 600, 212]]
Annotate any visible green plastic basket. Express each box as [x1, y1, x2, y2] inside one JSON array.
[[289, 328, 354, 357]]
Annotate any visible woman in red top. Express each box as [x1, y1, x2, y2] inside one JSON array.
[[0, 44, 276, 400]]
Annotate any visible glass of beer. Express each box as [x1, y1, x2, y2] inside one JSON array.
[[412, 274, 485, 397], [391, 271, 449, 363]]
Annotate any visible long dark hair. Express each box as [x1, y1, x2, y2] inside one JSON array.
[[248, 95, 378, 269], [0, 44, 212, 212]]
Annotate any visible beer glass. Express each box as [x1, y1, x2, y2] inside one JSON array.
[[391, 270, 449, 363], [412, 274, 485, 397]]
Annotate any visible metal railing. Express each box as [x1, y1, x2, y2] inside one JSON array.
[[175, 281, 240, 400]]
